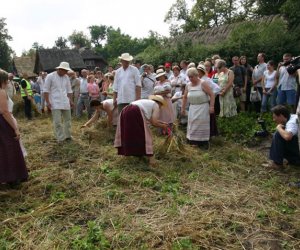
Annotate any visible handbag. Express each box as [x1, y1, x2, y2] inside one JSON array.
[[233, 86, 242, 98], [250, 87, 261, 102]]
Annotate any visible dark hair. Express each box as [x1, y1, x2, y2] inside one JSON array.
[[259, 53, 266, 59], [271, 105, 290, 120], [0, 69, 8, 88], [90, 99, 101, 107], [283, 53, 292, 58], [267, 60, 275, 67]]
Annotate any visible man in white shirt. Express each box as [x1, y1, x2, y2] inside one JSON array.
[[76, 69, 91, 118], [113, 53, 141, 113], [37, 71, 47, 112], [268, 105, 300, 170], [44, 62, 73, 143]]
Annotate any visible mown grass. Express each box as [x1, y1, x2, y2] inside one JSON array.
[[0, 111, 300, 249]]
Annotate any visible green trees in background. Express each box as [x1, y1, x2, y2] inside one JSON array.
[[0, 18, 12, 70]]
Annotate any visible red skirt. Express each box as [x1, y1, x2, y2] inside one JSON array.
[[115, 105, 153, 156], [0, 115, 28, 183]]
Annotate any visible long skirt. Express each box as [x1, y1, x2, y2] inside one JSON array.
[[187, 103, 210, 141], [114, 105, 153, 156], [0, 115, 28, 183]]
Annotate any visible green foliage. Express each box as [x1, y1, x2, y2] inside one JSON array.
[[54, 36, 69, 49], [0, 18, 12, 70], [71, 221, 110, 250], [88, 25, 108, 47], [68, 30, 91, 48]]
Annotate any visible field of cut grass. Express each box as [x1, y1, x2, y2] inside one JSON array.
[[0, 112, 300, 249]]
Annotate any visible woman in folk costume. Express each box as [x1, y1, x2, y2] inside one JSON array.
[[114, 95, 168, 167], [181, 68, 215, 150], [0, 69, 28, 185]]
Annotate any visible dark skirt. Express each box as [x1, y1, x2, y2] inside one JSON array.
[[117, 105, 151, 156], [210, 113, 219, 137], [0, 115, 28, 183]]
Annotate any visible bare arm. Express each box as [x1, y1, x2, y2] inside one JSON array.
[[150, 105, 168, 129], [276, 124, 293, 141], [113, 92, 118, 107], [0, 90, 19, 138], [81, 110, 100, 128], [181, 86, 188, 115], [220, 70, 234, 96], [135, 86, 141, 100], [202, 81, 215, 114]]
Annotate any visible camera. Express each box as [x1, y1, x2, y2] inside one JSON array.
[[284, 56, 300, 75], [254, 119, 269, 137]]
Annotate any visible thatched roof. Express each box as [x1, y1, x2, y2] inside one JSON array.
[[173, 15, 282, 45], [79, 47, 106, 62], [13, 55, 37, 77], [34, 49, 86, 73]]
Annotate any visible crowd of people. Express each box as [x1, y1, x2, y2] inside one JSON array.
[[1, 51, 300, 187]]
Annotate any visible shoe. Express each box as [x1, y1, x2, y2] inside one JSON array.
[[288, 181, 300, 188], [265, 162, 284, 171], [65, 137, 72, 142]]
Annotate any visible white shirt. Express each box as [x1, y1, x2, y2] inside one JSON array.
[[286, 114, 298, 136], [253, 63, 267, 87], [141, 73, 156, 99], [131, 99, 157, 120], [6, 80, 16, 99], [80, 77, 88, 93], [44, 71, 72, 110], [170, 75, 185, 93], [102, 99, 114, 111], [113, 65, 141, 104], [37, 76, 45, 93], [263, 70, 276, 88], [278, 66, 297, 91], [201, 75, 221, 94]]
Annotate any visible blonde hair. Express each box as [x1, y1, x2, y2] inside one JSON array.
[[87, 74, 95, 82], [187, 67, 199, 77], [0, 69, 8, 88]]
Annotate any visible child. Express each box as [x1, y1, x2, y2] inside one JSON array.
[[87, 74, 100, 101], [171, 84, 188, 125]]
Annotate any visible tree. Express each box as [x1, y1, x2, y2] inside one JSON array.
[[280, 0, 300, 28], [22, 42, 44, 57], [255, 0, 287, 16], [0, 18, 12, 70], [68, 30, 91, 48], [88, 25, 108, 47], [54, 36, 69, 49]]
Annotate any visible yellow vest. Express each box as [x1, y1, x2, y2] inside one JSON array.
[[20, 79, 33, 97]]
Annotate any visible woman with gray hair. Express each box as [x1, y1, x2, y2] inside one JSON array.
[[0, 69, 28, 186], [214, 60, 237, 117], [181, 68, 215, 149]]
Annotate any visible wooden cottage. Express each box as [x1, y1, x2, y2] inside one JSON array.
[[79, 47, 107, 70]]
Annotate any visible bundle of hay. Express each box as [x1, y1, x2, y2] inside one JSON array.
[[156, 124, 185, 156]]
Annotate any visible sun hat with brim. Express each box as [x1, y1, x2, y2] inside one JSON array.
[[149, 95, 166, 106], [118, 53, 133, 61], [56, 62, 72, 71], [197, 64, 206, 73], [155, 69, 167, 79]]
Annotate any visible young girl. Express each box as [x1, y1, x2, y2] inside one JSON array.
[[87, 74, 100, 101]]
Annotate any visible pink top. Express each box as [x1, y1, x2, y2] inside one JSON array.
[[87, 82, 100, 98]]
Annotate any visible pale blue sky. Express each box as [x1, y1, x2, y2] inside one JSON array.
[[1, 0, 192, 56]]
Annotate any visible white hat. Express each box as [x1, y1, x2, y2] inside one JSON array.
[[118, 53, 133, 61], [149, 95, 166, 106], [188, 62, 196, 69], [155, 68, 166, 79], [56, 62, 72, 71], [153, 85, 164, 94], [197, 64, 206, 73]]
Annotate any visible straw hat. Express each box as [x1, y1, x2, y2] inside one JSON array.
[[149, 95, 166, 106], [56, 62, 72, 71], [155, 68, 166, 79], [118, 53, 133, 61], [197, 64, 206, 73]]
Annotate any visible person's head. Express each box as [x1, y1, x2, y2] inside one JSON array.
[[271, 105, 290, 124], [56, 62, 71, 77], [165, 62, 171, 73], [283, 53, 292, 64], [22, 72, 28, 79], [187, 62, 196, 69], [8, 73, 14, 80], [216, 59, 227, 72], [143, 64, 151, 74], [204, 60, 212, 73], [187, 67, 199, 84], [232, 56, 239, 66], [149, 94, 166, 107], [0, 69, 8, 88], [155, 69, 167, 82], [134, 60, 141, 69], [149, 65, 155, 73], [196, 64, 206, 77], [81, 69, 88, 78], [211, 55, 220, 64], [118, 53, 133, 69], [87, 74, 95, 83], [108, 65, 114, 73], [267, 60, 275, 70], [180, 60, 188, 70], [257, 53, 266, 63], [104, 73, 114, 82], [90, 99, 103, 111], [172, 65, 180, 76], [42, 72, 47, 79], [68, 70, 75, 78], [239, 56, 247, 66]]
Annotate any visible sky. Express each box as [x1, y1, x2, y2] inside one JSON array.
[[0, 0, 188, 56]]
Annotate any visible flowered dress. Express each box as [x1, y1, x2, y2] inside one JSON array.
[[216, 72, 237, 117]]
